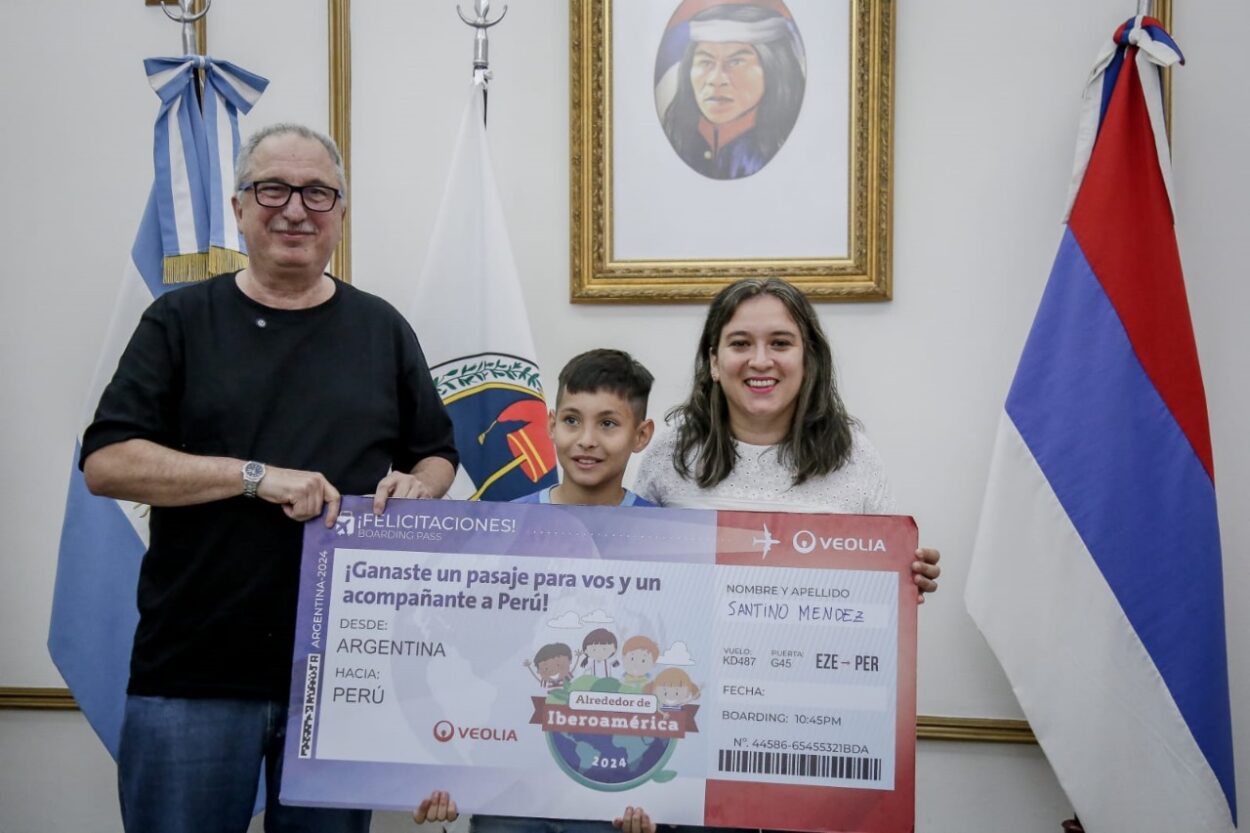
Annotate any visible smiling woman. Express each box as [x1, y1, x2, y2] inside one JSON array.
[[709, 293, 806, 445], [636, 278, 859, 500], [633, 278, 941, 598]]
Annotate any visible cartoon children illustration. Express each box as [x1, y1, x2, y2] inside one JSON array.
[[619, 636, 661, 689], [576, 628, 620, 679], [523, 643, 574, 690], [645, 668, 701, 711]]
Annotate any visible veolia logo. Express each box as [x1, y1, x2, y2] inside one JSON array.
[[432, 719, 519, 743], [432, 720, 455, 743], [793, 530, 818, 554], [792, 530, 887, 554]]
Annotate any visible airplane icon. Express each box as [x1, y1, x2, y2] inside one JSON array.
[[753, 524, 779, 558]]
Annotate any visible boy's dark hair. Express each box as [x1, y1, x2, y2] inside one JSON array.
[[557, 349, 654, 420], [534, 642, 573, 665]]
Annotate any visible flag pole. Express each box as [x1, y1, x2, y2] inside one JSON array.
[[159, 0, 211, 97], [158, 0, 211, 56], [456, 0, 508, 126], [410, 7, 559, 504]]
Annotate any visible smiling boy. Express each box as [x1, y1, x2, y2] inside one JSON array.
[[415, 349, 661, 833], [513, 349, 656, 508]]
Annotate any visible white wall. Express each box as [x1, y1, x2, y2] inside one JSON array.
[[2, 2, 1245, 831]]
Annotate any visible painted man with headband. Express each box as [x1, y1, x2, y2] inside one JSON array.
[[659, 3, 807, 180]]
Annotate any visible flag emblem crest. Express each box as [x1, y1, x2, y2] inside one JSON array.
[[433, 352, 556, 501]]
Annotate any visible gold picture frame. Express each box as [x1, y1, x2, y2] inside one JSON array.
[[570, 0, 895, 303]]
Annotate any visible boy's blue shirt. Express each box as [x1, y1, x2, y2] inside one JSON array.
[[512, 485, 655, 507]]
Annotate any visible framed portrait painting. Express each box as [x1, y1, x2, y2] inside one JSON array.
[[570, 0, 895, 302]]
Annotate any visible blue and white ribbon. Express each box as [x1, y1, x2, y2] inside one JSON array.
[[145, 55, 268, 282]]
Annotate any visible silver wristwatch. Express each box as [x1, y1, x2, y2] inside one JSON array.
[[242, 460, 266, 498]]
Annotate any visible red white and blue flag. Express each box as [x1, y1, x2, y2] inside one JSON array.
[[965, 16, 1236, 833]]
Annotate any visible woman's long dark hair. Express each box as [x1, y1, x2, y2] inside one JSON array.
[[668, 278, 855, 488], [661, 4, 806, 178]]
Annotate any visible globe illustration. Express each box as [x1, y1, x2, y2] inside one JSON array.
[[547, 730, 674, 790], [543, 676, 679, 790]]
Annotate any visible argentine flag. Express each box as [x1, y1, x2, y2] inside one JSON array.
[[48, 55, 267, 757], [966, 16, 1236, 833]]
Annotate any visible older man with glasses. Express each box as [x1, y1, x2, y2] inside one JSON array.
[[80, 123, 459, 833]]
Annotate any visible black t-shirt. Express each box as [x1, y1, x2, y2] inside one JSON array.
[[81, 273, 458, 699]]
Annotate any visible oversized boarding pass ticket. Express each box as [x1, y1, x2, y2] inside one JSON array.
[[281, 495, 917, 833]]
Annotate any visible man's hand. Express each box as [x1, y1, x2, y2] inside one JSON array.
[[255, 466, 341, 526], [372, 471, 437, 514], [613, 806, 656, 833], [412, 790, 458, 826], [912, 547, 941, 603]]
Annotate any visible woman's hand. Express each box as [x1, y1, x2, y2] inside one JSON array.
[[912, 547, 941, 603]]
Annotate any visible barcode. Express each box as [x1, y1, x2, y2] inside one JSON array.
[[717, 749, 882, 781]]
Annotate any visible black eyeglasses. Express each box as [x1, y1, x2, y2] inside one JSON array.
[[240, 180, 343, 212]]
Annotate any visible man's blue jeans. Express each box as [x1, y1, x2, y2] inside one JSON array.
[[118, 695, 371, 833]]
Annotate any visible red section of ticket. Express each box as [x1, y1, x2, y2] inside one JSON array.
[[707, 512, 918, 833]]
